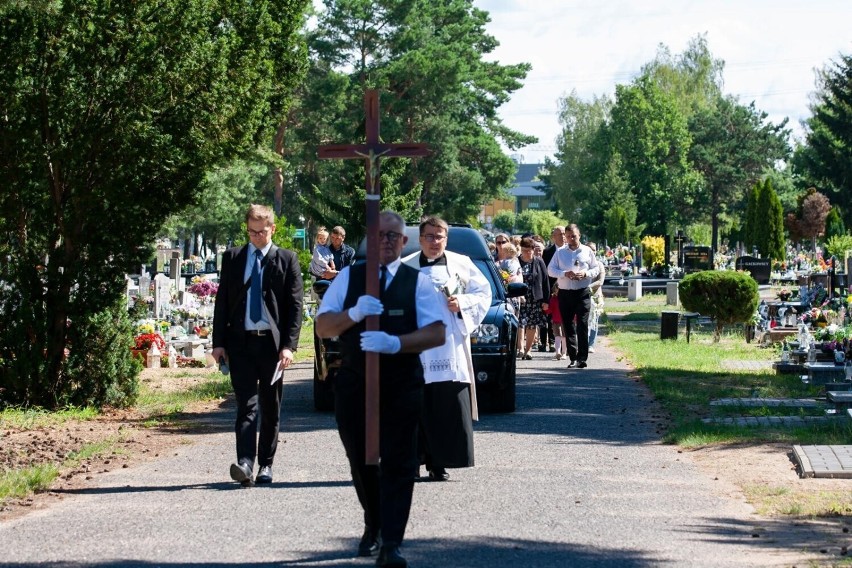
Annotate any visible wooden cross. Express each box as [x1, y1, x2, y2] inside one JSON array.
[[318, 89, 429, 465]]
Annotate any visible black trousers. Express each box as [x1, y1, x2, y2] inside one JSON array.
[[334, 372, 422, 546], [558, 288, 591, 363], [229, 334, 283, 468]]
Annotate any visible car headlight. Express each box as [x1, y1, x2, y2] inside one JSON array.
[[470, 323, 500, 344]]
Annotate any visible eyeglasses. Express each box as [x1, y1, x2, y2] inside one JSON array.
[[495, 240, 507, 245], [248, 228, 271, 237], [378, 231, 403, 243], [421, 234, 446, 243]]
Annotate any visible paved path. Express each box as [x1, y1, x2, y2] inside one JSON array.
[[1, 339, 820, 567]]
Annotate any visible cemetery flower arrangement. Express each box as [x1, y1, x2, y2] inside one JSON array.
[[173, 306, 200, 320], [776, 287, 791, 300], [187, 278, 219, 298], [134, 332, 166, 351]]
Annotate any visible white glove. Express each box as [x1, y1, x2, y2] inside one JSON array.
[[360, 331, 401, 354], [348, 295, 384, 322]]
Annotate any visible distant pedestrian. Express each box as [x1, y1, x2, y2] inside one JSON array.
[[587, 242, 606, 353], [517, 237, 550, 360], [547, 283, 567, 360], [310, 225, 355, 280], [309, 227, 335, 278], [546, 224, 601, 369]]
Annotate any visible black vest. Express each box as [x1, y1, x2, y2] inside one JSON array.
[[339, 261, 424, 389]]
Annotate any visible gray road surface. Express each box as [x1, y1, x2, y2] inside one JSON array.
[[1, 339, 816, 567]]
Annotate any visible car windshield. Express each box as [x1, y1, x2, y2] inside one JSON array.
[[472, 258, 504, 304]]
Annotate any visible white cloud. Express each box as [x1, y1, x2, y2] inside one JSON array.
[[476, 0, 852, 163]]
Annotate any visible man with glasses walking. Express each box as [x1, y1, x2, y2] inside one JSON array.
[[402, 216, 492, 482], [212, 204, 303, 486], [316, 211, 447, 567]]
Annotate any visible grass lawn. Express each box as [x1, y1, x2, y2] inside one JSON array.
[[603, 294, 852, 447]]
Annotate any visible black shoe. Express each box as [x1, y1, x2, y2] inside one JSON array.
[[538, 344, 548, 352], [229, 461, 253, 486], [428, 467, 450, 482], [376, 545, 407, 568], [358, 528, 380, 557], [256, 465, 273, 484], [577, 361, 588, 368], [567, 360, 576, 368]]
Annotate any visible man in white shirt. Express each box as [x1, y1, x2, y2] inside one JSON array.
[[546, 224, 600, 368], [316, 210, 447, 567]]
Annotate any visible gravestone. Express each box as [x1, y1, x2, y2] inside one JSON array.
[[666, 281, 679, 305], [153, 274, 172, 319], [682, 245, 712, 274], [169, 252, 185, 293], [138, 273, 151, 299], [735, 256, 771, 284], [156, 248, 180, 274], [628, 278, 642, 301]]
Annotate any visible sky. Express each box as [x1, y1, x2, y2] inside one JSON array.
[[474, 0, 852, 164]]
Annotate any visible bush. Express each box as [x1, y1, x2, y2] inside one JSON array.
[[64, 297, 141, 408], [824, 234, 852, 260], [641, 235, 665, 269], [679, 271, 759, 342]]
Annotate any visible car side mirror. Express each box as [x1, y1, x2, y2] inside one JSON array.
[[312, 279, 332, 299], [506, 282, 528, 298]]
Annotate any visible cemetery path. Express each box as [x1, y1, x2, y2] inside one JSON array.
[[2, 341, 849, 567]]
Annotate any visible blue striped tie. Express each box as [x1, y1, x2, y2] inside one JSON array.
[[250, 250, 262, 323]]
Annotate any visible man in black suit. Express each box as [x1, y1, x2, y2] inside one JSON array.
[[212, 204, 303, 486], [315, 210, 446, 568], [540, 226, 565, 352]]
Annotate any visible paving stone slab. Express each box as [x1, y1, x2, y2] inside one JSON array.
[[721, 360, 774, 371], [701, 416, 833, 427], [710, 397, 823, 408], [793, 445, 852, 479]]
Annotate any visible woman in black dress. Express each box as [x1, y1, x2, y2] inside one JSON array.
[[517, 237, 550, 359]]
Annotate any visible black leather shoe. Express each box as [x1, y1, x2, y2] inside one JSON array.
[[358, 528, 380, 557], [428, 467, 450, 481], [567, 360, 576, 368], [577, 361, 588, 368], [376, 545, 407, 567], [230, 461, 253, 486], [256, 465, 273, 484]]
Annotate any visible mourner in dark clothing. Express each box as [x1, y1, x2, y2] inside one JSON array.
[[315, 211, 446, 568]]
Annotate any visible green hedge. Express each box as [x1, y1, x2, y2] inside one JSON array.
[[679, 271, 759, 342]]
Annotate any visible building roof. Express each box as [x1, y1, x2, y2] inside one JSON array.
[[510, 163, 545, 197]]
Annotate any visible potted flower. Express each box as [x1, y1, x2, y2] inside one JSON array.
[[776, 287, 791, 302]]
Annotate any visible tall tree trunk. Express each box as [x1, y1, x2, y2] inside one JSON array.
[[273, 121, 286, 215]]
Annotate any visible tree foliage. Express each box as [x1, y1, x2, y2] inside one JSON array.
[[0, 0, 308, 408], [288, 0, 535, 239], [798, 53, 852, 227]]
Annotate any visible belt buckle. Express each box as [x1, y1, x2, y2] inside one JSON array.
[[256, 329, 268, 336]]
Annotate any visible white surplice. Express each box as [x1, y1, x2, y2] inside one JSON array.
[[402, 249, 492, 419]]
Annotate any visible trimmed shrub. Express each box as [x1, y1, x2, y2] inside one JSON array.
[[679, 271, 759, 342]]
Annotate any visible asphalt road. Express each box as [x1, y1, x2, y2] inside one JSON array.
[[1, 339, 812, 567]]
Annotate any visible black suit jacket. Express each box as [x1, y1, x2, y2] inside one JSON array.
[[212, 244, 303, 354]]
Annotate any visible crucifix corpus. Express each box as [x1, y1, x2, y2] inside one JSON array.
[[317, 89, 429, 465]]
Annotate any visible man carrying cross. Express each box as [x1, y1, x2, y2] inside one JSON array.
[[315, 210, 446, 567]]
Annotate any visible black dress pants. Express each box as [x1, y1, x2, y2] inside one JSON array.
[[558, 288, 591, 363], [334, 372, 423, 546], [229, 334, 283, 468]]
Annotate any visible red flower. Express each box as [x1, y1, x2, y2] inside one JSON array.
[[134, 333, 166, 351]]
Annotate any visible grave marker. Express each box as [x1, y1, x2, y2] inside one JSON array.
[[735, 256, 771, 284], [682, 245, 712, 273]]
